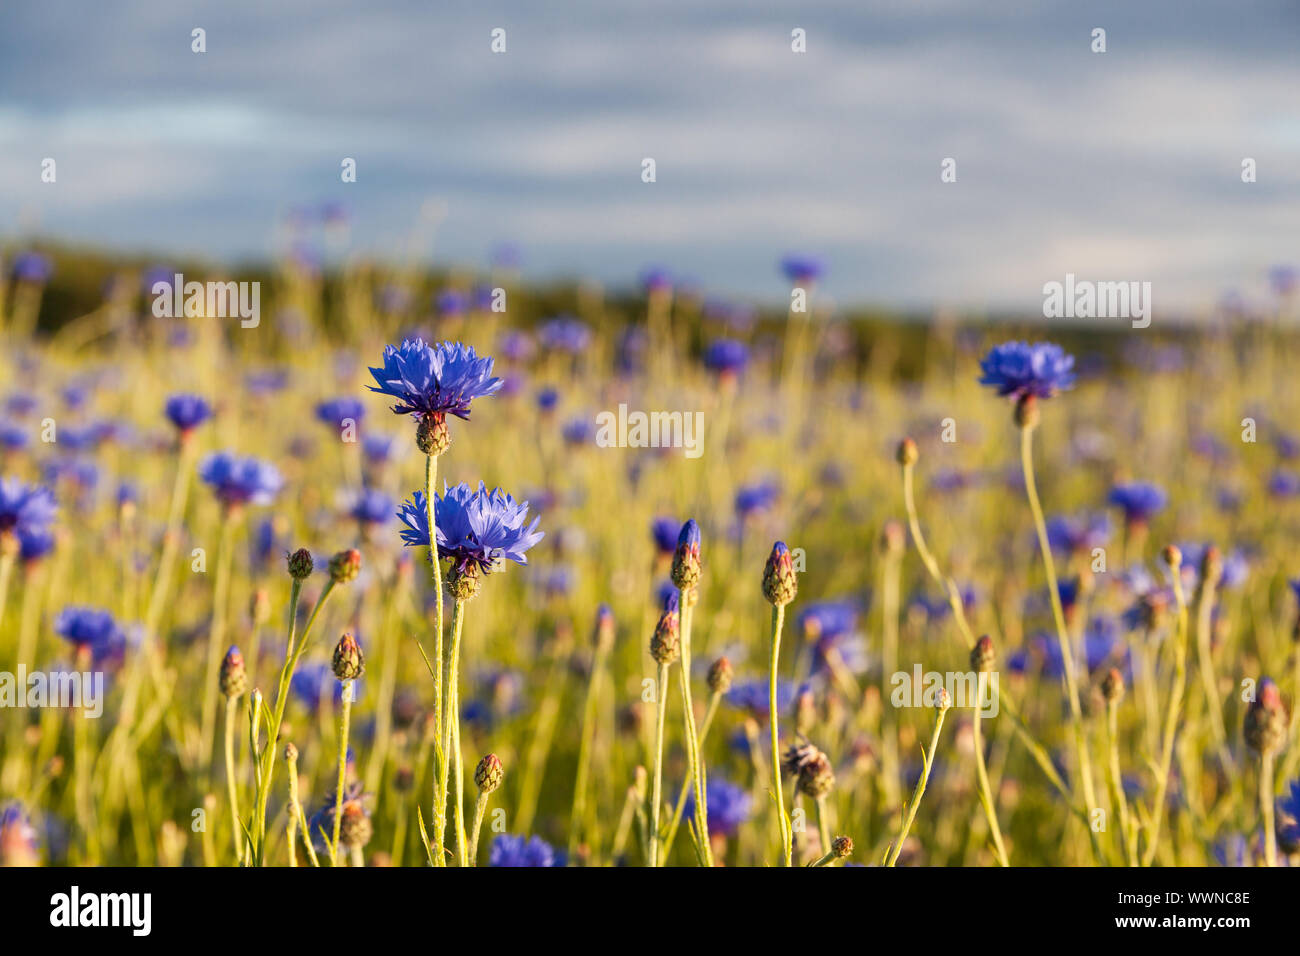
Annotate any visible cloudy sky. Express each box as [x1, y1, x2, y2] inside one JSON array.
[[2, 0, 1298, 311]]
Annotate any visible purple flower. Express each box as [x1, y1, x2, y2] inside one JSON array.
[[0, 801, 39, 864], [10, 252, 52, 284], [651, 516, 679, 555], [537, 316, 592, 354], [435, 289, 468, 317], [1108, 482, 1167, 525], [978, 341, 1077, 400], [727, 678, 799, 724], [305, 782, 369, 851], [368, 339, 502, 420], [639, 266, 672, 294], [315, 396, 367, 429], [164, 394, 213, 433], [536, 386, 560, 413], [703, 339, 750, 377], [54, 606, 126, 666], [797, 601, 858, 640], [18, 527, 55, 563], [489, 833, 556, 867], [1045, 512, 1111, 554], [349, 488, 394, 527], [735, 481, 779, 519], [0, 478, 56, 540], [780, 254, 824, 285], [1269, 469, 1300, 498], [199, 451, 283, 508], [686, 777, 752, 838], [397, 481, 544, 575]]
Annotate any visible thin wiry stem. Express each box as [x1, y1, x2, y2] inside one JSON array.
[[885, 705, 949, 866], [648, 662, 670, 867], [1019, 424, 1105, 864], [1143, 563, 1191, 865], [769, 604, 792, 866]]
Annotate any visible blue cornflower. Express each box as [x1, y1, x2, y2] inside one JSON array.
[[639, 265, 672, 294], [537, 316, 592, 354], [797, 601, 858, 640], [291, 661, 363, 712], [727, 678, 799, 724], [164, 394, 213, 433], [561, 417, 592, 445], [1279, 778, 1300, 821], [536, 386, 560, 413], [316, 396, 367, 429], [651, 516, 679, 555], [349, 488, 394, 527], [489, 833, 557, 867], [0, 422, 28, 450], [18, 527, 55, 563], [978, 341, 1076, 400], [361, 432, 399, 464], [0, 478, 56, 540], [368, 339, 502, 420], [703, 339, 750, 377], [305, 782, 369, 851], [199, 451, 283, 509], [1044, 512, 1112, 554], [1108, 482, 1167, 525], [435, 289, 468, 317], [686, 777, 752, 838], [397, 482, 544, 575], [735, 481, 779, 519], [780, 254, 824, 285], [10, 252, 52, 284], [54, 606, 127, 666], [1268, 470, 1300, 498]]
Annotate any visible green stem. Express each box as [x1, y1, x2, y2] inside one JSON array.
[[1143, 566, 1190, 865], [815, 795, 832, 858], [663, 690, 721, 856], [677, 595, 712, 866], [973, 674, 1009, 866], [424, 451, 446, 865], [1019, 424, 1103, 862], [199, 515, 237, 774], [223, 698, 242, 864], [569, 641, 610, 860], [470, 792, 489, 867], [1105, 699, 1135, 866], [769, 604, 792, 866], [885, 705, 949, 867], [438, 597, 467, 866], [648, 661, 670, 867], [1261, 751, 1277, 867], [253, 578, 334, 863], [330, 680, 355, 865]]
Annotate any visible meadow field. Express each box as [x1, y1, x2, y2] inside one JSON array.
[[0, 246, 1297, 868]]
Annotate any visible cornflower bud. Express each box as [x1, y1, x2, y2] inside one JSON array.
[[219, 645, 247, 698], [287, 547, 313, 580], [475, 754, 504, 794], [895, 437, 918, 467], [707, 656, 733, 694], [832, 835, 853, 859], [671, 519, 702, 590], [332, 632, 365, 681], [329, 548, 362, 584], [649, 603, 680, 665], [970, 635, 995, 673], [762, 541, 798, 607], [1100, 667, 1125, 703], [1243, 678, 1287, 755]]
